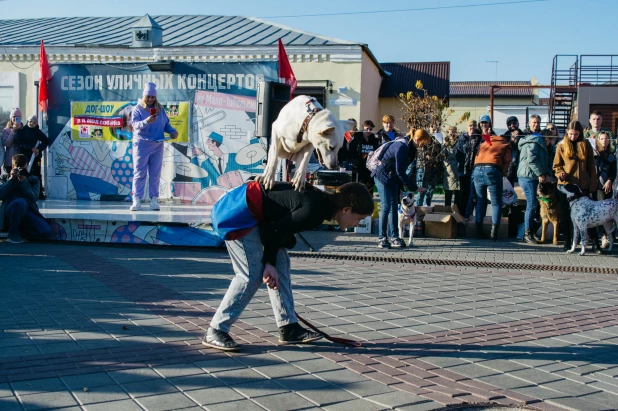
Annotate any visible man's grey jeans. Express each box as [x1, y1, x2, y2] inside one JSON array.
[[210, 227, 298, 333]]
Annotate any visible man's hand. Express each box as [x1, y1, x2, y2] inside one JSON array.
[[416, 187, 427, 193], [262, 263, 279, 290], [32, 147, 39, 156], [559, 172, 567, 182], [170, 131, 179, 140], [9, 168, 19, 180], [604, 180, 612, 194], [539, 175, 550, 183]]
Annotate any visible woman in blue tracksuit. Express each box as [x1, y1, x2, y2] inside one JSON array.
[[372, 135, 425, 249]]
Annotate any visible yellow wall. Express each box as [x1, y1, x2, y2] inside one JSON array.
[[378, 97, 408, 132], [0, 62, 39, 119], [359, 52, 382, 125], [290, 53, 381, 124]]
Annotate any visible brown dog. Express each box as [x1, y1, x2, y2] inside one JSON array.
[[538, 181, 560, 244]]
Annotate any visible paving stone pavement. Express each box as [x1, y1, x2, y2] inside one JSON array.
[[1, 233, 618, 411]]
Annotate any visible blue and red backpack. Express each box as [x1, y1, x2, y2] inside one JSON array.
[[210, 181, 263, 241]]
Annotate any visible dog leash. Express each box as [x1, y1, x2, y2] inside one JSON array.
[[294, 311, 362, 347]]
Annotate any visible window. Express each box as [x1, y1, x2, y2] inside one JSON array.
[[0, 86, 13, 124]]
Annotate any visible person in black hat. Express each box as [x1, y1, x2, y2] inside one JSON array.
[[503, 116, 524, 185]]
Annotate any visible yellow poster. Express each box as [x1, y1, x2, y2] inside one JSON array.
[[70, 101, 189, 142]]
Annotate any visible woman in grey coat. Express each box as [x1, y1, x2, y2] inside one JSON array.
[[442, 126, 460, 207]]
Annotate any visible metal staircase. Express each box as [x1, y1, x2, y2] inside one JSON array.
[[549, 55, 578, 133], [549, 55, 618, 133]]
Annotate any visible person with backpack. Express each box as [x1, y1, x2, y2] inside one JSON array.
[[204, 181, 374, 351], [370, 134, 426, 249]]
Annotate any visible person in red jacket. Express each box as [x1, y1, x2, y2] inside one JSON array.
[[472, 115, 512, 241]]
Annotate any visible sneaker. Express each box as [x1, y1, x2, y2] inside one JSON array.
[[202, 327, 240, 351], [391, 238, 407, 248], [150, 197, 160, 211], [278, 323, 323, 345], [378, 238, 391, 249], [129, 196, 141, 211], [601, 236, 610, 249], [6, 236, 25, 244]]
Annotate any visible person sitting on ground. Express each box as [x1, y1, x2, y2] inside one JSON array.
[[0, 154, 52, 243], [203, 182, 374, 351]]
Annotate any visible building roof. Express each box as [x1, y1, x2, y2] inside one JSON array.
[[0, 15, 358, 47], [379, 62, 450, 99], [450, 81, 533, 97]]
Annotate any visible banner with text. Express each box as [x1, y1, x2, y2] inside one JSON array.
[[70, 101, 189, 142]]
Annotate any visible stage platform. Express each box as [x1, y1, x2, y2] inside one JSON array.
[[38, 200, 222, 247]]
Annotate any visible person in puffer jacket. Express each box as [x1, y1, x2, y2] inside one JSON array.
[[517, 127, 551, 244]]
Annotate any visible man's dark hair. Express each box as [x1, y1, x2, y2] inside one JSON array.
[[590, 110, 603, 118], [12, 154, 27, 168], [331, 183, 374, 215], [363, 120, 375, 128]]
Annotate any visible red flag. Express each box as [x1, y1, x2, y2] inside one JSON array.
[[38, 40, 51, 113], [277, 38, 297, 97]]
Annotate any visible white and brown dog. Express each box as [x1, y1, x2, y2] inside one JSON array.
[[398, 191, 417, 246], [256, 96, 355, 191], [559, 183, 618, 255]]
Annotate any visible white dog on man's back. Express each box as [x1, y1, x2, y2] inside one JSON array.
[[398, 191, 417, 246], [256, 96, 355, 191]]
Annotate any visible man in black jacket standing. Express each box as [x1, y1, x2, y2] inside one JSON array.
[[503, 116, 524, 185], [0, 154, 52, 244]]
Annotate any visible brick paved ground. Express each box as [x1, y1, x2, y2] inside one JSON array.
[[1, 233, 618, 410]]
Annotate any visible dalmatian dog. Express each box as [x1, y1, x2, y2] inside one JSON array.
[[558, 183, 618, 255], [398, 191, 417, 246]]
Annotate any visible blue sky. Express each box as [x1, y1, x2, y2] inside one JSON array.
[[3, 0, 617, 91]]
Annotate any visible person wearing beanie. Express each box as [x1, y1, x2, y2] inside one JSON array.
[[129, 82, 178, 211], [471, 116, 510, 241], [2, 108, 24, 173], [14, 113, 49, 195]]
